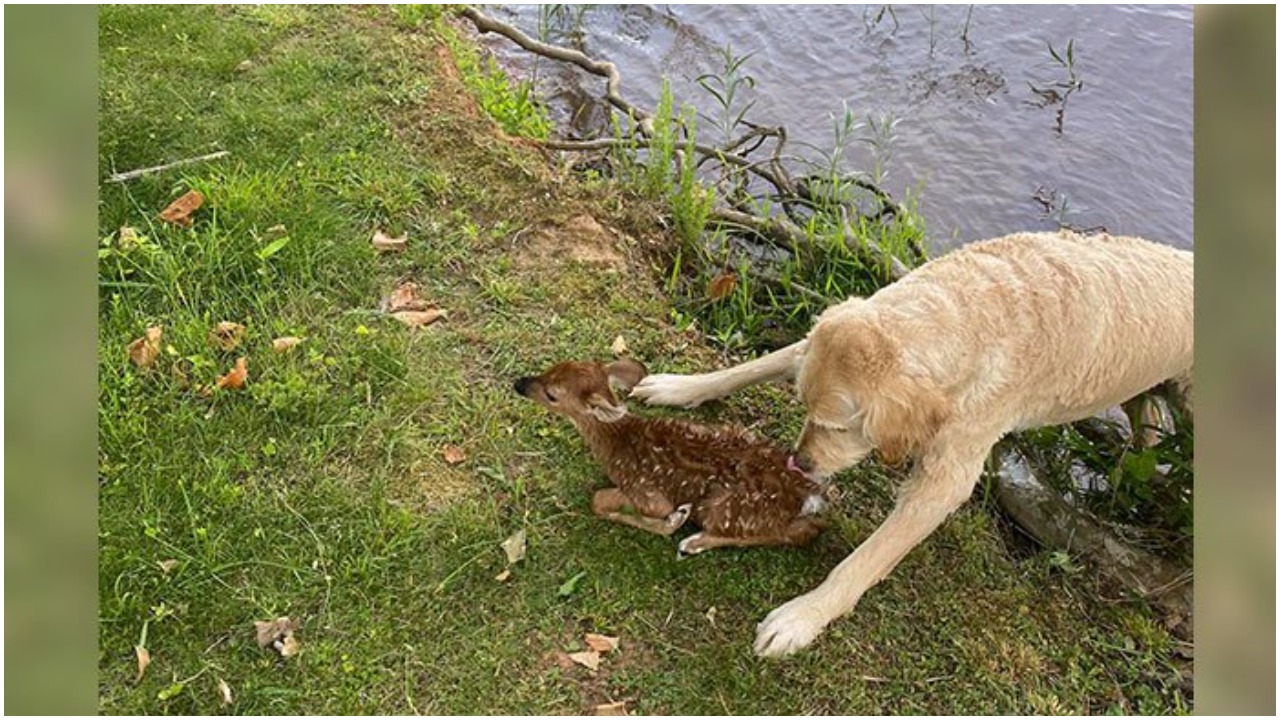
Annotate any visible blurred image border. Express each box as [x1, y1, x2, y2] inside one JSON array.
[[3, 4, 1275, 714]]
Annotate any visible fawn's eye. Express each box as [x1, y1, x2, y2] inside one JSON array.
[[544, 389, 559, 403]]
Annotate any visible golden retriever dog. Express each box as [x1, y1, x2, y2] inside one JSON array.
[[631, 231, 1194, 657]]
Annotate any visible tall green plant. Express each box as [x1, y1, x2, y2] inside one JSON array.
[[671, 108, 714, 246]]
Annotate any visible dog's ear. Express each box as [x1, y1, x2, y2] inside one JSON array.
[[604, 358, 648, 392], [861, 376, 949, 466]]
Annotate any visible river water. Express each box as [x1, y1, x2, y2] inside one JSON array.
[[478, 4, 1193, 252]]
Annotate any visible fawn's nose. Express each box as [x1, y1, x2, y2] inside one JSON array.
[[513, 377, 534, 396]]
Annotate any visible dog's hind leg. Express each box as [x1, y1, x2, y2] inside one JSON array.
[[630, 340, 808, 408], [753, 432, 993, 657]]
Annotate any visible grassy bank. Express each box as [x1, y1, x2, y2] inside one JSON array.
[[97, 6, 1188, 714]]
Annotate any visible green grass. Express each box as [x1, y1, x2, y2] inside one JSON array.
[[98, 6, 1188, 714]]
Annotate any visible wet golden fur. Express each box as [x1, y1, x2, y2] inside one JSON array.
[[631, 231, 1194, 656]]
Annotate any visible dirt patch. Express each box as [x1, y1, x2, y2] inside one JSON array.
[[516, 214, 629, 271], [399, 450, 478, 511]]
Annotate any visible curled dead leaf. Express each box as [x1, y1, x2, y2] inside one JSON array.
[[707, 272, 738, 300], [236, 59, 254, 72], [255, 616, 300, 658], [441, 444, 467, 465], [494, 568, 512, 583], [127, 326, 163, 369], [156, 559, 179, 574], [500, 529, 527, 565], [567, 650, 601, 672], [584, 633, 619, 654], [371, 229, 408, 253], [392, 309, 447, 328], [118, 226, 142, 251], [276, 635, 301, 658], [209, 321, 246, 351], [593, 701, 629, 716], [159, 190, 204, 227], [382, 281, 433, 313], [271, 336, 303, 353], [216, 678, 233, 705], [610, 335, 629, 356], [135, 645, 151, 683], [254, 617, 297, 647], [216, 357, 248, 390]]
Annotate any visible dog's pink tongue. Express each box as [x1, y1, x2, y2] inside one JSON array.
[[786, 455, 804, 474]]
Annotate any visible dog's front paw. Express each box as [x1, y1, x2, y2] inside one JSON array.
[[753, 595, 832, 658], [629, 374, 708, 408]]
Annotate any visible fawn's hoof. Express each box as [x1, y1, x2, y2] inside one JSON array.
[[676, 532, 707, 559], [665, 503, 693, 530]]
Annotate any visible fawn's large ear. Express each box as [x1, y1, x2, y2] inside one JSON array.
[[604, 358, 648, 392], [585, 392, 626, 422]]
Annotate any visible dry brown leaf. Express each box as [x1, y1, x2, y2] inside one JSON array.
[[157, 559, 179, 574], [271, 336, 303, 353], [265, 223, 286, 236], [610, 335, 629, 356], [584, 633, 620, 654], [170, 358, 193, 388], [593, 701, 628, 716], [236, 59, 254, 72], [382, 281, 433, 313], [392, 309, 447, 328], [567, 650, 601, 672], [216, 357, 248, 390], [277, 635, 301, 658], [159, 190, 204, 227], [707, 272, 738, 300], [255, 616, 300, 658], [118, 226, 142, 251], [500, 529, 527, 565], [134, 645, 151, 683], [254, 617, 297, 647], [371, 229, 408, 253], [216, 678, 233, 705], [494, 568, 512, 583], [127, 326, 163, 369], [209, 321, 246, 351], [441, 444, 467, 465]]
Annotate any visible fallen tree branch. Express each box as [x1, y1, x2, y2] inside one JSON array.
[[839, 207, 910, 281], [753, 267, 831, 305], [460, 7, 653, 136], [993, 446, 1193, 641], [541, 136, 802, 201], [106, 150, 230, 183], [708, 207, 809, 249]]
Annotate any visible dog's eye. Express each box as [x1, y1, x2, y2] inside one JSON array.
[[545, 389, 559, 403]]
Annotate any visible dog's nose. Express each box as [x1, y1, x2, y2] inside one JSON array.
[[513, 377, 533, 396]]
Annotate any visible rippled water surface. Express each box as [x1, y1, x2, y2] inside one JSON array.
[[480, 4, 1193, 251]]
